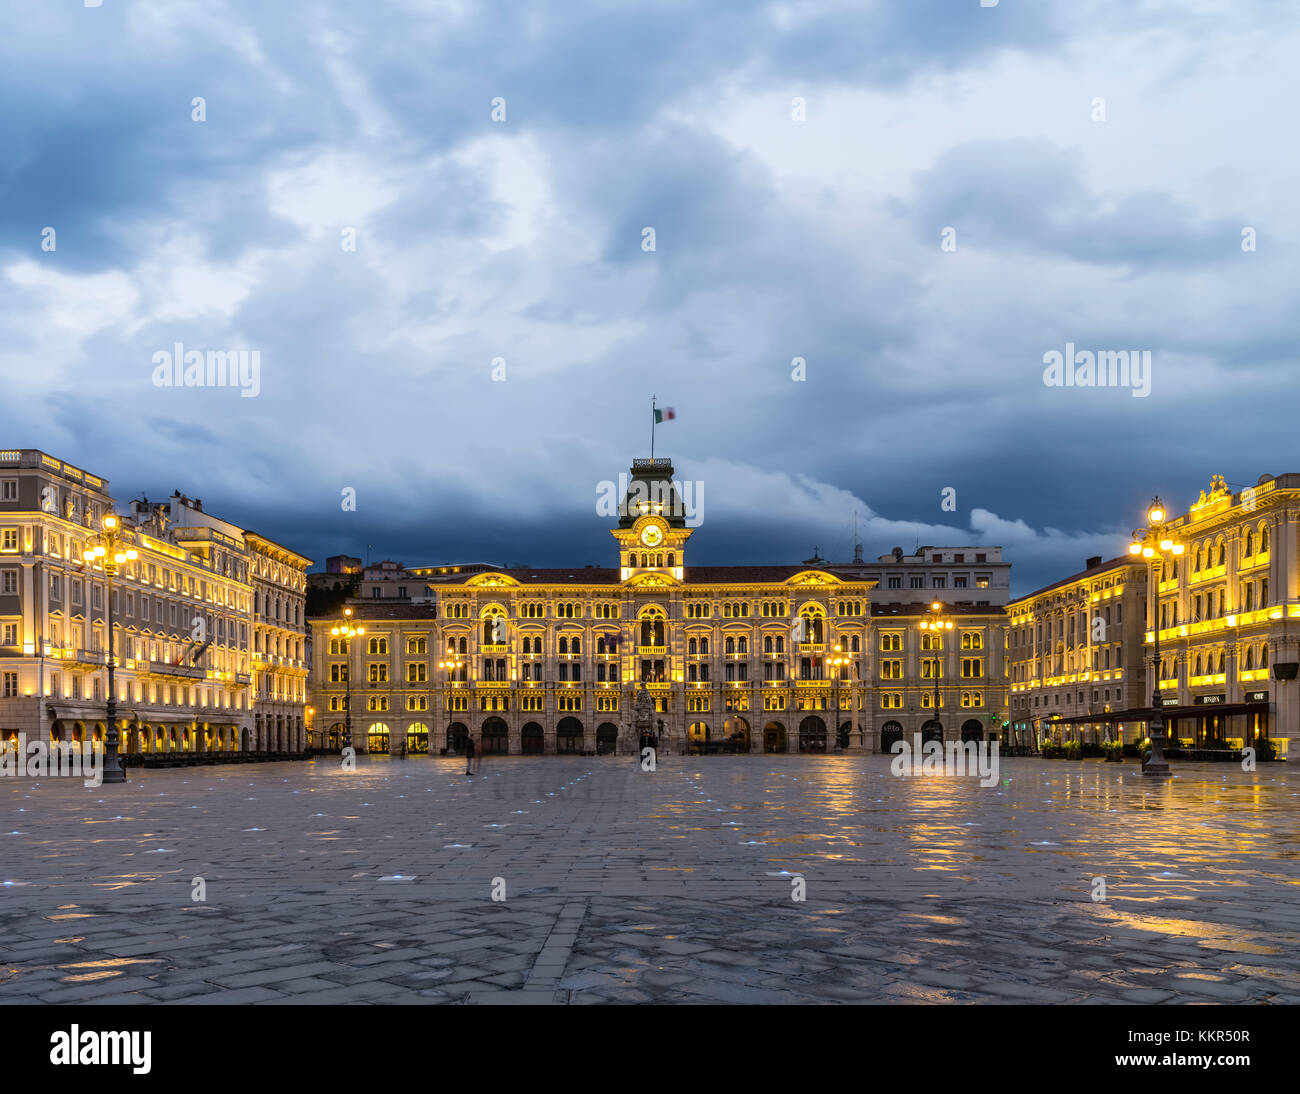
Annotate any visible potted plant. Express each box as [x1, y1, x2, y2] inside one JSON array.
[[1063, 739, 1083, 761], [1103, 740, 1124, 762]]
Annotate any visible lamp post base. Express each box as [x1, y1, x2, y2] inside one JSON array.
[[101, 757, 127, 783], [1141, 758, 1172, 778]]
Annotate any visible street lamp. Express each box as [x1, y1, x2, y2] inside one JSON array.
[[920, 601, 953, 742], [829, 642, 851, 751], [1129, 496, 1185, 778], [437, 645, 465, 755], [330, 608, 364, 752], [78, 513, 137, 784]]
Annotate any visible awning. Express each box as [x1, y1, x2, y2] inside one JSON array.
[[1051, 702, 1270, 726], [1050, 708, 1154, 726]]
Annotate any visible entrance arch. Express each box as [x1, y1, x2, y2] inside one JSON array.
[[798, 716, 827, 753], [328, 722, 346, 750], [521, 722, 544, 755], [722, 715, 750, 751], [960, 719, 984, 743], [763, 721, 787, 753], [837, 720, 852, 750], [687, 722, 709, 753], [446, 722, 469, 754], [921, 719, 943, 745], [596, 722, 619, 754], [367, 723, 390, 754], [880, 720, 904, 752], [557, 717, 583, 754], [407, 722, 430, 754], [481, 717, 508, 755]]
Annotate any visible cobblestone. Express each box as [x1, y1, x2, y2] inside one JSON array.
[[2, 755, 1298, 1004]]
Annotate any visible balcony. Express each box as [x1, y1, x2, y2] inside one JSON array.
[[638, 645, 666, 655], [481, 644, 508, 654], [143, 661, 207, 680]]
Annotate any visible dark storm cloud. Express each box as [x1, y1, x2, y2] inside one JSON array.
[[905, 138, 1243, 268], [1, 0, 1298, 597]]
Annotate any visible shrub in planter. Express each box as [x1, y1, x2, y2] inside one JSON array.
[[1256, 737, 1277, 761], [1102, 741, 1124, 761]]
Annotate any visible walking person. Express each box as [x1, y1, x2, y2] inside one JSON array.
[[464, 734, 476, 776]]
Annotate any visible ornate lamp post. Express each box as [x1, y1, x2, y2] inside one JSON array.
[[829, 642, 850, 751], [437, 645, 465, 754], [330, 608, 363, 751], [79, 513, 137, 784], [1129, 496, 1185, 778], [920, 601, 953, 741]]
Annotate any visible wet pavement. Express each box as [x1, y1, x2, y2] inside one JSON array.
[[2, 754, 1298, 1004]]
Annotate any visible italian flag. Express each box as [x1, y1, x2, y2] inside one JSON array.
[[654, 407, 675, 423]]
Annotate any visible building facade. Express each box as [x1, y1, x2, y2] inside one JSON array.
[[0, 449, 311, 757], [1131, 474, 1299, 757], [1007, 555, 1149, 744], [836, 546, 1010, 747], [308, 458, 1012, 755]]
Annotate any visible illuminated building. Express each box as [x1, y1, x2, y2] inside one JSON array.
[[1127, 474, 1298, 756], [1007, 555, 1149, 744], [0, 449, 310, 757], [308, 458, 1013, 755]]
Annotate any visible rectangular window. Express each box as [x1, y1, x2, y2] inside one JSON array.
[[0, 529, 17, 552], [1, 570, 15, 594], [1, 623, 16, 645], [0, 480, 16, 501], [2, 672, 17, 697]]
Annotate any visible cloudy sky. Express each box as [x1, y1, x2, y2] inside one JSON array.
[[2, 0, 1295, 594]]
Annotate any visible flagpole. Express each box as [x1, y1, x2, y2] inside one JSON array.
[[650, 395, 656, 460]]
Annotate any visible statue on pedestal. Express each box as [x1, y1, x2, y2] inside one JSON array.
[[619, 685, 656, 755]]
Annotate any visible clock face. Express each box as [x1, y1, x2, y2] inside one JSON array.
[[640, 524, 663, 547]]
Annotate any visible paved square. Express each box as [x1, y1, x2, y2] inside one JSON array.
[[2, 755, 1299, 1004]]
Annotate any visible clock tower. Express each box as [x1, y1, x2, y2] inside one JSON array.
[[612, 456, 693, 580]]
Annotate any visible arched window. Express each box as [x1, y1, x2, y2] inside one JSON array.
[[688, 637, 697, 655], [1261, 525, 1270, 553], [699, 636, 708, 654], [559, 636, 569, 654], [1245, 647, 1254, 670], [1218, 542, 1226, 566], [724, 636, 735, 655], [1244, 530, 1254, 556], [1261, 645, 1269, 667]]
